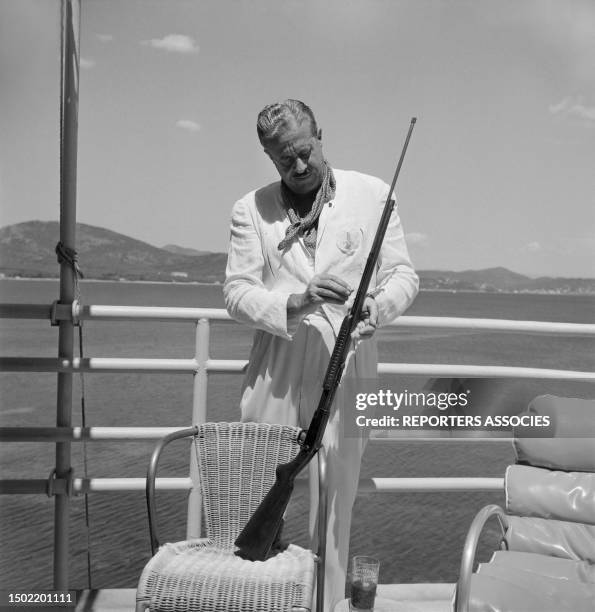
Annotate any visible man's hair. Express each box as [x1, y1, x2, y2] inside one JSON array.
[[256, 99, 318, 144]]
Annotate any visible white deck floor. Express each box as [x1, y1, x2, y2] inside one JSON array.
[[75, 589, 136, 611], [336, 583, 454, 611], [74, 584, 455, 611]]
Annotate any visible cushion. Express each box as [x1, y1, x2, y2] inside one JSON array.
[[137, 539, 315, 612], [505, 516, 595, 562], [505, 465, 595, 524], [513, 395, 595, 471]]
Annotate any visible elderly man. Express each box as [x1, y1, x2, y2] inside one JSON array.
[[224, 99, 418, 609]]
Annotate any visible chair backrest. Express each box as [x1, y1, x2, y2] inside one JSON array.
[[193, 421, 301, 549], [504, 395, 595, 562], [513, 394, 595, 471], [455, 396, 595, 612]]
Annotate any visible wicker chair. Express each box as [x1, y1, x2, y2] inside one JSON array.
[[454, 395, 595, 612], [136, 421, 326, 612]]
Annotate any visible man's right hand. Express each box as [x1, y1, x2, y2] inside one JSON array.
[[287, 274, 353, 315]]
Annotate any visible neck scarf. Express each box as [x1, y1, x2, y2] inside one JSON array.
[[277, 161, 336, 252]]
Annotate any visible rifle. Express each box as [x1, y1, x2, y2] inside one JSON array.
[[235, 117, 417, 561]]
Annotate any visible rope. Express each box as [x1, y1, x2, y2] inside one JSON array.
[[78, 322, 93, 589], [55, 246, 91, 588], [55, 241, 84, 309], [55, 242, 84, 280]]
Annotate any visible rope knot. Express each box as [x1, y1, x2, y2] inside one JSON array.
[[55, 241, 84, 279]]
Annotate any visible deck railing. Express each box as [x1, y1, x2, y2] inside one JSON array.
[[1, 303, 594, 585]]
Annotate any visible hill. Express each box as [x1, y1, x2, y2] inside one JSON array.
[[1, 221, 593, 293], [0, 221, 227, 283], [418, 267, 595, 294], [162, 244, 211, 256]]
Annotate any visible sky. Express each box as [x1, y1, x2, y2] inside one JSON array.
[[0, 0, 594, 278]]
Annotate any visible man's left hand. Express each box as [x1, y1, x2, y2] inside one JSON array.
[[352, 296, 378, 340]]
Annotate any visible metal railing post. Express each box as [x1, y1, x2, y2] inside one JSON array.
[[54, 0, 80, 590], [186, 317, 210, 538]]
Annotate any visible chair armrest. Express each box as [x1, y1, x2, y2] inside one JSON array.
[[316, 446, 328, 612], [455, 504, 509, 612], [146, 426, 199, 554]]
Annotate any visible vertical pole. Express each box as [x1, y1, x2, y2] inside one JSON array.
[[54, 0, 80, 589], [186, 318, 209, 538]]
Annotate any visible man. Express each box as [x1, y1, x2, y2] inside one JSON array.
[[224, 99, 419, 609]]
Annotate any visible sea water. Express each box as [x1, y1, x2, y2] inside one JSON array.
[[0, 279, 593, 589]]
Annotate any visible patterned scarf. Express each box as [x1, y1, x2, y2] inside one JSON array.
[[277, 161, 336, 252]]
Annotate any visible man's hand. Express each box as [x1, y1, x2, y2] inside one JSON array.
[[288, 274, 352, 315], [352, 296, 378, 340]]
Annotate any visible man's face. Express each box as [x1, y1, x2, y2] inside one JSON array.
[[264, 118, 324, 195]]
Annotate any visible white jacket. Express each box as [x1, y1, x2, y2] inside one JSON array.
[[224, 168, 419, 341]]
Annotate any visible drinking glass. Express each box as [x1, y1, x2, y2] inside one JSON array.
[[349, 555, 380, 611]]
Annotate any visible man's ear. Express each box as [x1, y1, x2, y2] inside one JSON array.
[[317, 128, 322, 140]]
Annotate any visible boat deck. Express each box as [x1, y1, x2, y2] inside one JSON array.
[[74, 584, 455, 611], [75, 590, 135, 611], [336, 583, 454, 611]]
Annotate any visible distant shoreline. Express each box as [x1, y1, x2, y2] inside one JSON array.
[[0, 276, 222, 287], [1, 276, 593, 296]]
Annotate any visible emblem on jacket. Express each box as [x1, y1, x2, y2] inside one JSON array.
[[336, 229, 363, 256]]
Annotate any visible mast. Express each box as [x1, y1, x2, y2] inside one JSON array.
[[54, 0, 80, 589]]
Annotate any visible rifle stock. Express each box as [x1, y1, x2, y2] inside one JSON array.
[[234, 448, 312, 560], [235, 118, 417, 561]]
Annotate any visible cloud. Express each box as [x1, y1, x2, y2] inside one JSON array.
[[96, 33, 113, 43], [79, 57, 96, 70], [175, 119, 201, 132], [142, 34, 199, 54], [405, 232, 429, 246], [523, 241, 542, 253], [549, 96, 595, 123]]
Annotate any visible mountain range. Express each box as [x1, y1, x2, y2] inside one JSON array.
[[0, 221, 225, 283], [1, 221, 593, 294]]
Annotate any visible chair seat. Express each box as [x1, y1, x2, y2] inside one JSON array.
[[137, 538, 316, 612], [469, 564, 595, 612], [487, 550, 595, 583]]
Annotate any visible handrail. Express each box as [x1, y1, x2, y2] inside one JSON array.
[[1, 303, 595, 335], [0, 426, 516, 443], [378, 363, 594, 381], [0, 427, 189, 441], [391, 315, 595, 336], [0, 476, 503, 495], [1, 357, 593, 381], [0, 477, 193, 495]]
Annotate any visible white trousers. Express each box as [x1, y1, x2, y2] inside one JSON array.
[[240, 314, 376, 611]]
